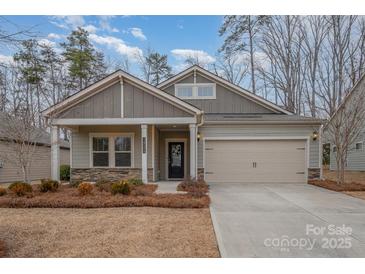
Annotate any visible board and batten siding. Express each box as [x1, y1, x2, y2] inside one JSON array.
[[57, 81, 193, 119], [71, 125, 153, 169], [123, 82, 192, 118], [0, 141, 69, 183], [59, 82, 121, 119], [162, 72, 275, 114], [197, 125, 321, 169]]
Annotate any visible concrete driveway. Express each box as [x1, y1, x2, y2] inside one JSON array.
[[209, 183, 365, 257]]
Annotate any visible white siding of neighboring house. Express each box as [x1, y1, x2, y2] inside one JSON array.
[[329, 131, 365, 171]]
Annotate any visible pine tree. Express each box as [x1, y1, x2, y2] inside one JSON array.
[[61, 27, 106, 91], [145, 51, 172, 85], [13, 39, 45, 126], [40, 44, 64, 106]]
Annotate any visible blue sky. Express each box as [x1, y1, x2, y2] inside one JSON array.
[[1, 16, 224, 75]]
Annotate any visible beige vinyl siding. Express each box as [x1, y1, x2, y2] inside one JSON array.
[[198, 125, 321, 169], [71, 125, 153, 169], [158, 131, 190, 180], [59, 82, 121, 119], [205, 140, 306, 183], [163, 72, 275, 114], [0, 141, 69, 183]]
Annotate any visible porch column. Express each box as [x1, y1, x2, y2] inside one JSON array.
[[141, 124, 148, 183], [51, 125, 60, 181], [189, 124, 197, 178]]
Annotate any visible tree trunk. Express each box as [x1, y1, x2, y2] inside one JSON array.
[[248, 16, 256, 94], [22, 164, 30, 184]]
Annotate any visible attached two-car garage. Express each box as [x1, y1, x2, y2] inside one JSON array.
[[204, 139, 307, 183]]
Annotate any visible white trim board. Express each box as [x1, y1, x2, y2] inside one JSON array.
[[52, 117, 197, 126], [152, 125, 155, 181], [165, 138, 188, 180], [202, 136, 310, 182], [89, 132, 135, 169]]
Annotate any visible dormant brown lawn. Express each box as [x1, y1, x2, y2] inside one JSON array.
[[0, 207, 219, 258]]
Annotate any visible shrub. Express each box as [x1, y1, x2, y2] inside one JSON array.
[[60, 165, 70, 181], [8, 182, 33, 197], [70, 180, 81, 188], [0, 187, 6, 196], [40, 179, 59, 192], [95, 178, 112, 192], [128, 178, 144, 186], [111, 180, 131, 195], [78, 182, 93, 196], [177, 177, 209, 197]]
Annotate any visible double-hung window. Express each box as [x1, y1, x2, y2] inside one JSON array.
[[92, 137, 109, 167], [175, 83, 216, 99], [115, 136, 132, 167], [91, 133, 134, 168]]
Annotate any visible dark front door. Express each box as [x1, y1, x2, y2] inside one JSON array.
[[168, 142, 184, 179]]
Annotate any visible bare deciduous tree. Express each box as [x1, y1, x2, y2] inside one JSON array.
[[326, 77, 365, 184], [212, 52, 250, 86], [258, 15, 305, 113]]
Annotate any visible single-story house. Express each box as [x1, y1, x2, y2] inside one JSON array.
[[42, 65, 323, 184], [0, 112, 70, 183], [323, 73, 365, 171]]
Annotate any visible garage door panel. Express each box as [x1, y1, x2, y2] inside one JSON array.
[[205, 140, 306, 183]]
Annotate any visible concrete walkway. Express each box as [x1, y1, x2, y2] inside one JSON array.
[[155, 181, 183, 194], [210, 182, 365, 258]]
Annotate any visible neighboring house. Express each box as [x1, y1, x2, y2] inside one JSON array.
[[0, 113, 70, 183], [42, 65, 322, 184], [323, 74, 365, 171]]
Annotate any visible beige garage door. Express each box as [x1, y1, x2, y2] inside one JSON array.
[[205, 139, 306, 183]]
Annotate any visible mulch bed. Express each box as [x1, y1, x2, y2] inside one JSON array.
[[0, 184, 210, 209], [0, 240, 6, 258], [309, 179, 365, 192]]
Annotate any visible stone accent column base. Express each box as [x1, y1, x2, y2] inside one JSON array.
[[308, 168, 320, 180], [71, 168, 153, 183], [197, 168, 205, 180]]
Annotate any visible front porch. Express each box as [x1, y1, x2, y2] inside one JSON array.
[[50, 121, 198, 183]]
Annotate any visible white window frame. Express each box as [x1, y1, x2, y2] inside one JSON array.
[[89, 132, 134, 168], [355, 142, 363, 151], [174, 83, 216, 99]]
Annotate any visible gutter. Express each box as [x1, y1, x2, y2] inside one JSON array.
[[203, 120, 324, 126]]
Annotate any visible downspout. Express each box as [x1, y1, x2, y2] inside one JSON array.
[[197, 111, 205, 127]]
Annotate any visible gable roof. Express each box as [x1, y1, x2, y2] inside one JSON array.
[[42, 69, 202, 118], [323, 72, 365, 130], [0, 112, 69, 148], [158, 65, 293, 115]]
